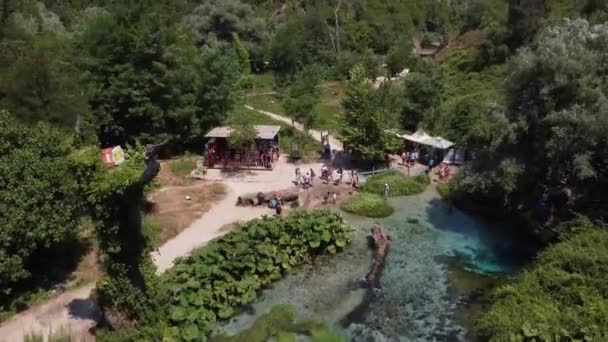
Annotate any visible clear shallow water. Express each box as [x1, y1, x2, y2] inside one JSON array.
[[219, 188, 535, 341]]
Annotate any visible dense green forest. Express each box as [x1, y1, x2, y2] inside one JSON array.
[[1, 0, 608, 341]]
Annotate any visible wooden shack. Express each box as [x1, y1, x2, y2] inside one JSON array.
[[204, 125, 281, 170]]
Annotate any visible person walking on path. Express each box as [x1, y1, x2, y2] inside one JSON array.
[[384, 183, 390, 199], [310, 168, 315, 186], [332, 192, 338, 206]]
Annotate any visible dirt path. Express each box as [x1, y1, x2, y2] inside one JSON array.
[[0, 157, 323, 342], [244, 105, 343, 151], [0, 106, 344, 341], [0, 285, 98, 342]]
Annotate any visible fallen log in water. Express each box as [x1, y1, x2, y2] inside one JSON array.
[[237, 187, 299, 206], [365, 224, 391, 290]]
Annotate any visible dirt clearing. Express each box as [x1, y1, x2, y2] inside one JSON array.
[[147, 182, 227, 246]]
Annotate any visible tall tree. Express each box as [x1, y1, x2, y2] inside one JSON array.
[[184, 0, 268, 69], [0, 5, 89, 132], [281, 64, 322, 131], [75, 2, 240, 147], [339, 64, 400, 161], [454, 19, 608, 222]]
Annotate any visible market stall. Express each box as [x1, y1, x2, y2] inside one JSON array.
[[204, 125, 281, 170]]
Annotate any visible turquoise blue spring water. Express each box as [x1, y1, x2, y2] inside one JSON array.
[[219, 188, 535, 341]]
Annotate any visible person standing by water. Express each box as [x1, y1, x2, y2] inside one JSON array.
[[275, 199, 283, 216], [295, 167, 301, 187], [384, 183, 390, 199], [310, 168, 315, 186]]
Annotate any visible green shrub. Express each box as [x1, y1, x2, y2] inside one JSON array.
[[168, 157, 196, 177], [341, 193, 394, 218], [158, 210, 353, 341], [476, 219, 608, 341], [360, 170, 429, 197]]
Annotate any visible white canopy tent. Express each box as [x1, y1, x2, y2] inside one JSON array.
[[400, 129, 454, 150]]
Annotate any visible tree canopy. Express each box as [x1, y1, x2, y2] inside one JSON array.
[[75, 1, 241, 147], [338, 64, 400, 161], [0, 110, 80, 306], [452, 19, 608, 220]]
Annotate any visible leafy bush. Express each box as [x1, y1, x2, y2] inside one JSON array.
[[476, 218, 608, 341], [159, 210, 353, 341], [341, 193, 394, 218], [0, 110, 80, 310], [168, 158, 196, 177], [361, 170, 429, 197]]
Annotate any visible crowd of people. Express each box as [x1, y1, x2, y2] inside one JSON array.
[[206, 142, 279, 169], [294, 164, 359, 189]]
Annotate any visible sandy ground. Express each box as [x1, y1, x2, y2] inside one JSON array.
[[0, 110, 349, 342]]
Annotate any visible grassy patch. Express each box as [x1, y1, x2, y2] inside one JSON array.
[[361, 170, 429, 197], [249, 73, 275, 93], [245, 81, 345, 132], [227, 107, 320, 162], [341, 193, 394, 218], [146, 182, 227, 246], [168, 157, 196, 177], [247, 94, 283, 113]]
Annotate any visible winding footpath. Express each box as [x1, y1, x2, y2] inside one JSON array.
[[0, 108, 342, 341], [244, 105, 343, 151]]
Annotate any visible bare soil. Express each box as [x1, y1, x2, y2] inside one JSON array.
[[147, 182, 228, 246]]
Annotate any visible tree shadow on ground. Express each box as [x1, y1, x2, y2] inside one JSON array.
[[5, 236, 95, 313], [68, 298, 102, 322]]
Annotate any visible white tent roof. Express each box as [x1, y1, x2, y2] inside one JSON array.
[[400, 129, 454, 149], [205, 125, 280, 140]]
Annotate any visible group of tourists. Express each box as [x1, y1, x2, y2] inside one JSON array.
[[296, 164, 359, 189], [435, 163, 451, 180], [295, 167, 316, 189], [206, 142, 279, 169], [401, 149, 420, 167]]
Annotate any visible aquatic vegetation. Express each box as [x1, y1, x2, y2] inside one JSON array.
[[211, 304, 296, 342], [212, 304, 346, 342], [340, 193, 394, 218], [160, 210, 354, 341], [360, 170, 429, 197]]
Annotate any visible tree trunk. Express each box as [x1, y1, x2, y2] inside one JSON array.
[[334, 0, 342, 59], [237, 187, 299, 206], [365, 224, 390, 289]]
